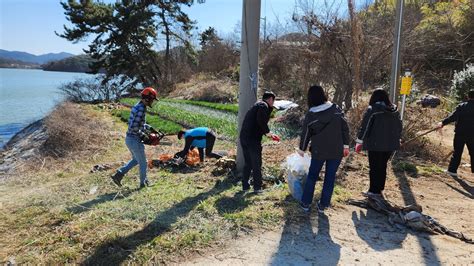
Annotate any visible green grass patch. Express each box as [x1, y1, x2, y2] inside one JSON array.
[[162, 98, 239, 114], [417, 164, 445, 176], [111, 109, 182, 134], [393, 161, 419, 177], [121, 98, 237, 139]]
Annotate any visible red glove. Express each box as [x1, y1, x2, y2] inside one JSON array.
[[271, 134, 281, 142], [355, 143, 363, 153], [343, 147, 350, 157]]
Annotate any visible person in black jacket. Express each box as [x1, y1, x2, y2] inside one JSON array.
[[355, 89, 402, 197], [298, 85, 350, 213], [240, 91, 279, 193], [437, 90, 474, 176]]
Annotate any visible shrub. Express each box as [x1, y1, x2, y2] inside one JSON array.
[[42, 102, 111, 158], [58, 75, 136, 103], [450, 64, 474, 103]]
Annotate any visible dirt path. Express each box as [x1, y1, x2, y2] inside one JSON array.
[[183, 125, 474, 265]]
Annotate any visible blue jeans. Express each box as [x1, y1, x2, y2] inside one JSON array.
[[118, 134, 148, 184], [301, 158, 342, 208]]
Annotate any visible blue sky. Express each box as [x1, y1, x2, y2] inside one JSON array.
[[0, 0, 366, 55]]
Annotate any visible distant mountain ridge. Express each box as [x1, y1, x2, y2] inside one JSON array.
[[0, 49, 75, 64]]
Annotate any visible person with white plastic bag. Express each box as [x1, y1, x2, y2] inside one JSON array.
[[297, 85, 350, 213]]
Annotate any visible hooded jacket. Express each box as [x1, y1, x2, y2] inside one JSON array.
[[240, 100, 273, 143], [442, 100, 474, 137], [356, 102, 402, 151], [299, 102, 350, 160]]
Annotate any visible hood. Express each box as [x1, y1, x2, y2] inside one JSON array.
[[309, 102, 333, 113], [308, 102, 338, 124], [372, 101, 398, 113]]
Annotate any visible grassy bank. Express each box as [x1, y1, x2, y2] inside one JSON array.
[[0, 103, 351, 264]]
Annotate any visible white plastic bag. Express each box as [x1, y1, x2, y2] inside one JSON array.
[[282, 153, 311, 201]]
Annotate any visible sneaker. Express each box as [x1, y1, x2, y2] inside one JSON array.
[[316, 202, 325, 214], [446, 170, 458, 177], [300, 202, 310, 212], [111, 171, 123, 187], [253, 188, 264, 194]]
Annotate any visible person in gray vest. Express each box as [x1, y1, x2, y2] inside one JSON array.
[[175, 127, 222, 162], [437, 89, 474, 176]]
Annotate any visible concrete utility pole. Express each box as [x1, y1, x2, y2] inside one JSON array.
[[348, 0, 363, 102], [237, 0, 262, 173], [389, 0, 405, 104]]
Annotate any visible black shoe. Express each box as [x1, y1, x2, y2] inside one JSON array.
[[111, 171, 124, 187], [139, 180, 151, 189]]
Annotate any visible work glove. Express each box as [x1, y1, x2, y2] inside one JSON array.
[[355, 143, 363, 153], [343, 147, 350, 157], [267, 133, 280, 142]]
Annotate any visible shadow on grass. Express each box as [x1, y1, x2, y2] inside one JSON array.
[[214, 193, 250, 215], [81, 177, 235, 265], [66, 189, 137, 215]]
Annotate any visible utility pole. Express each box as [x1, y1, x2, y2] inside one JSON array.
[[389, 0, 404, 104], [348, 0, 363, 102], [237, 0, 262, 173]]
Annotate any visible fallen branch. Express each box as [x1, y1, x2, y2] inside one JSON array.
[[347, 196, 473, 244]]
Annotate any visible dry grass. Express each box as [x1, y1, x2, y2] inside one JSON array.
[[168, 74, 237, 103], [41, 102, 113, 159]]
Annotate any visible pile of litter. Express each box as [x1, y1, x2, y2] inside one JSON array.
[[148, 149, 201, 169], [348, 195, 473, 244]]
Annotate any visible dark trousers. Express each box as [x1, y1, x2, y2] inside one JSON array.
[[241, 140, 263, 190], [368, 151, 393, 194], [301, 158, 342, 208], [448, 134, 474, 173], [197, 132, 223, 162]]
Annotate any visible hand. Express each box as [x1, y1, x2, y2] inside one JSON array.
[[343, 147, 350, 157], [355, 143, 363, 153], [296, 149, 305, 157], [436, 122, 444, 130]]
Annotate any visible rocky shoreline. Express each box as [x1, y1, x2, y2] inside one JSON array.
[[0, 119, 47, 175]]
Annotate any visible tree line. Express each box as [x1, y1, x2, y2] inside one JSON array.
[[59, 0, 474, 107]]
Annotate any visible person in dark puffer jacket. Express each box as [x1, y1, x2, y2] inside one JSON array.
[[298, 85, 350, 213], [355, 89, 402, 197], [437, 89, 474, 176]]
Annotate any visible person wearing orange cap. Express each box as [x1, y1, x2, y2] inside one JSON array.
[[111, 87, 157, 189]]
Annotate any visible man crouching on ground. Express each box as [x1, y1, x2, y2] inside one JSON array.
[[175, 127, 222, 162]]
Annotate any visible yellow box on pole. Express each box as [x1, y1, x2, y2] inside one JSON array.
[[400, 76, 412, 95]]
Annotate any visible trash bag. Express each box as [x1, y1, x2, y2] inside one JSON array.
[[417, 94, 441, 108], [282, 153, 311, 201]]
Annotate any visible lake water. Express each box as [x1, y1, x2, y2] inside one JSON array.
[[0, 68, 91, 148]]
